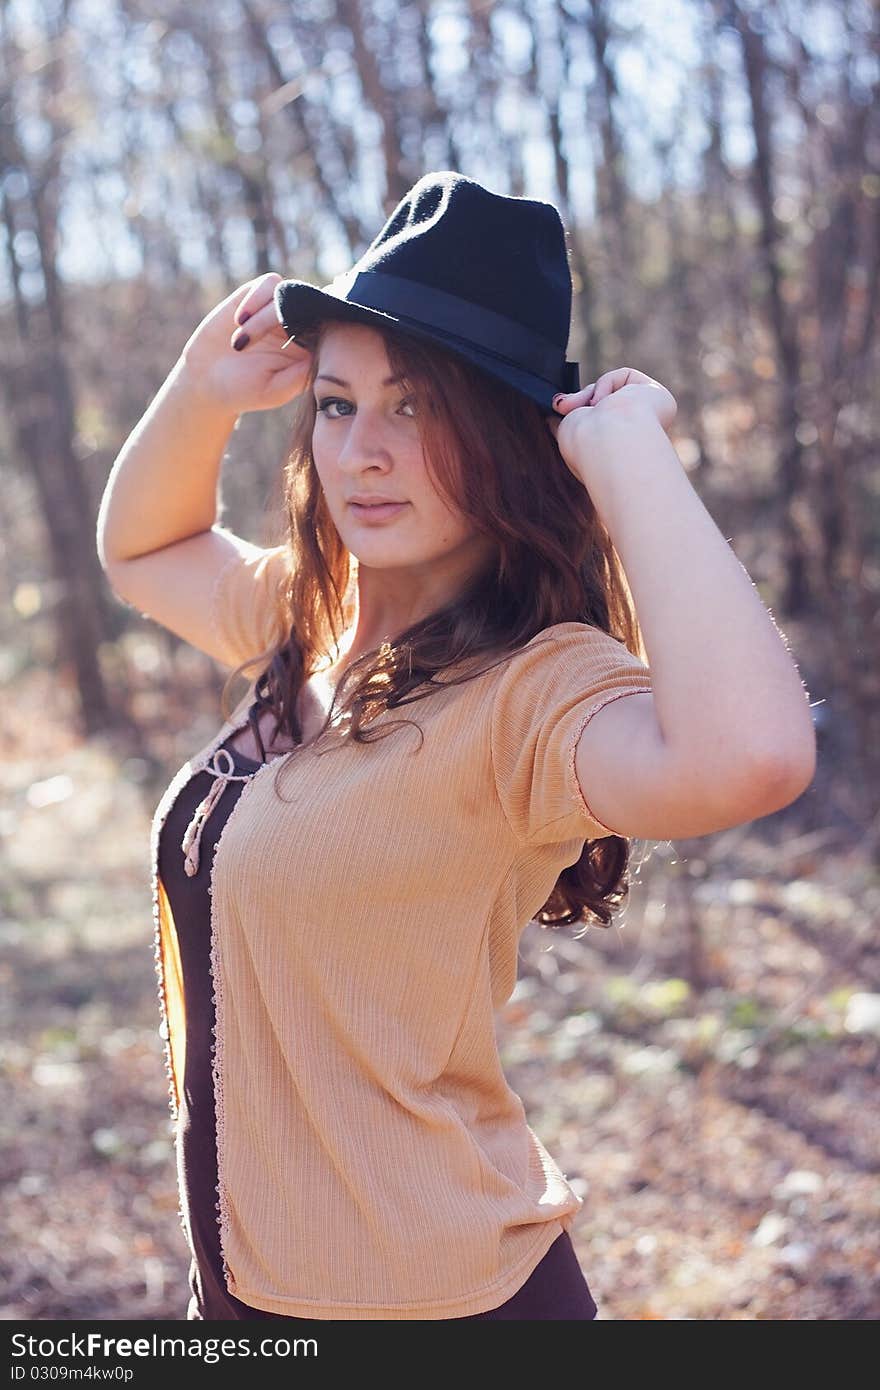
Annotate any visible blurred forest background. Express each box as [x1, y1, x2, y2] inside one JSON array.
[[1, 0, 878, 1321]]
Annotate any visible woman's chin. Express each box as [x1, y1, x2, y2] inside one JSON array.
[[342, 540, 414, 567], [337, 525, 419, 564]]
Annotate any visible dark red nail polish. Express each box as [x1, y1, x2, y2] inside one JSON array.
[[237, 310, 250, 323], [233, 333, 250, 351]]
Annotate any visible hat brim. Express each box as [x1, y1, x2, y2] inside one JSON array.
[[274, 280, 563, 413]]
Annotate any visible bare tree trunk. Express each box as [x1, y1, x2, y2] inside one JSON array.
[[1, 341, 117, 732], [697, 13, 754, 410], [771, 3, 880, 795], [1, 8, 116, 734], [520, 0, 603, 373], [656, 128, 714, 479], [336, 0, 408, 204], [413, 0, 461, 171], [238, 0, 367, 257], [585, 0, 636, 357], [728, 1, 811, 616]]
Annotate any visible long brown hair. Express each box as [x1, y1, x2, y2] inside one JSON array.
[[219, 319, 649, 930]]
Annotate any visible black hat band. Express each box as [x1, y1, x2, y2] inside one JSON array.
[[281, 268, 579, 394]]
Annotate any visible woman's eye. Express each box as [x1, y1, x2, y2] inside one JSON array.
[[315, 396, 417, 418], [316, 397, 352, 418]]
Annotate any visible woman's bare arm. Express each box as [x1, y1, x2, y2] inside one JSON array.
[[96, 358, 240, 569]]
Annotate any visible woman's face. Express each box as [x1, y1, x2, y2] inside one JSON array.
[[311, 321, 490, 577]]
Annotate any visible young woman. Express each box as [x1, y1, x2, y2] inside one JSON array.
[[97, 172, 816, 1321]]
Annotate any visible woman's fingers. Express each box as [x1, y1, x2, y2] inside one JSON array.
[[556, 367, 651, 409], [229, 299, 285, 349], [549, 366, 677, 438], [591, 367, 637, 403], [552, 382, 595, 413], [233, 271, 284, 329]]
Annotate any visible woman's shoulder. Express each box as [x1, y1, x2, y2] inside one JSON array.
[[437, 621, 647, 708], [523, 618, 631, 644], [482, 620, 652, 708], [483, 620, 640, 668]]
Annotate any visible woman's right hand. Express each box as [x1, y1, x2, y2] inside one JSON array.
[[178, 272, 313, 414]]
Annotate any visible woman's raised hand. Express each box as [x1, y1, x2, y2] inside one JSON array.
[[546, 366, 678, 477], [178, 272, 312, 415]]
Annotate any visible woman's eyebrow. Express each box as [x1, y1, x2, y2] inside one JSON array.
[[315, 373, 405, 388]]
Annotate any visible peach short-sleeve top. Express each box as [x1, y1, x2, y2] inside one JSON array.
[[149, 532, 653, 1319]]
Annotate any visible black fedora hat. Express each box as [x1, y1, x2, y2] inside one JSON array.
[[273, 170, 580, 412]]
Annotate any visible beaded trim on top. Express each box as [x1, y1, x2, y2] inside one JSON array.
[[148, 692, 298, 1282], [147, 694, 255, 1239], [204, 724, 298, 1293]]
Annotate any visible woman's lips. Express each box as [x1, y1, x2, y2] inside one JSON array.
[[349, 501, 409, 521]]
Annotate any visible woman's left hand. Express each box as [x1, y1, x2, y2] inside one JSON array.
[[546, 367, 677, 476]]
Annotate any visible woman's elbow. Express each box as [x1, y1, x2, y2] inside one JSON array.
[[747, 742, 818, 818]]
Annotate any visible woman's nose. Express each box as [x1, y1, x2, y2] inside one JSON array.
[[338, 410, 391, 464]]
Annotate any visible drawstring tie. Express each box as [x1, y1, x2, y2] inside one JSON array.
[[180, 747, 257, 877]]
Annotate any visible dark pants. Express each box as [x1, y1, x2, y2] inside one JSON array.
[[454, 1231, 598, 1320]]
